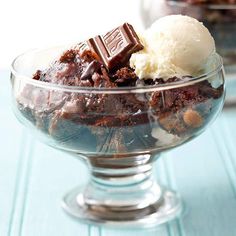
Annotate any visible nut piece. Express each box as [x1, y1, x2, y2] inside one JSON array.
[[183, 109, 203, 128]]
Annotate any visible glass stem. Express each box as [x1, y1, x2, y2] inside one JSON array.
[[83, 154, 162, 210]]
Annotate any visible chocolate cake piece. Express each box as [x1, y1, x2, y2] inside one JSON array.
[[17, 22, 224, 153], [148, 78, 223, 135], [18, 44, 223, 151]]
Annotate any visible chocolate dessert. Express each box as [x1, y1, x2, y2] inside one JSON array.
[[17, 19, 224, 154]]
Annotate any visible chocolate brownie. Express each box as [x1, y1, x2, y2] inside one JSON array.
[[17, 23, 224, 153]]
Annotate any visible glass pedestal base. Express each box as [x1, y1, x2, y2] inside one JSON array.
[[62, 186, 182, 227]]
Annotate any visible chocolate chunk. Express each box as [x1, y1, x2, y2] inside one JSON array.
[[81, 61, 102, 80], [77, 41, 100, 62], [77, 23, 143, 70]]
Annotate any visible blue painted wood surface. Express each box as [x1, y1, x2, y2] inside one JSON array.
[[1, 70, 236, 236]]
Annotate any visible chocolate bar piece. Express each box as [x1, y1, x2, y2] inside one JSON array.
[[77, 23, 143, 70]]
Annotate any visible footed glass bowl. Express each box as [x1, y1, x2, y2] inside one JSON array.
[[10, 47, 225, 227]]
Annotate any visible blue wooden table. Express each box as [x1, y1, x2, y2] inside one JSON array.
[[1, 70, 236, 236]]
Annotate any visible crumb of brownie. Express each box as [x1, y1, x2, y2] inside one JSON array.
[[112, 67, 137, 86], [114, 67, 137, 80], [60, 49, 77, 63], [32, 70, 41, 80], [80, 49, 101, 63], [183, 109, 203, 128]]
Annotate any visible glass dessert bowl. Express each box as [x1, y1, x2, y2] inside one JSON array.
[[10, 46, 225, 227]]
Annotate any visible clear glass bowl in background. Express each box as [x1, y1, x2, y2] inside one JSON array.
[[140, 0, 236, 106], [10, 47, 225, 227], [140, 0, 236, 71]]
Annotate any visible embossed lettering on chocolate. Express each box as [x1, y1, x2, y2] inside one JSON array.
[[77, 23, 144, 70]]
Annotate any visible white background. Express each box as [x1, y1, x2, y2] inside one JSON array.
[[0, 0, 144, 70]]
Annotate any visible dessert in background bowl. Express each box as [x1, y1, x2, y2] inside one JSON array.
[[140, 0, 236, 73], [10, 15, 225, 227]]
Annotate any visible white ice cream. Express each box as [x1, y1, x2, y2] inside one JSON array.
[[130, 15, 215, 80]]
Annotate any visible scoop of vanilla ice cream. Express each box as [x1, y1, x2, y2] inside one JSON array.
[[130, 15, 215, 80]]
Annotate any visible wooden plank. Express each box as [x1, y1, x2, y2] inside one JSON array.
[[88, 226, 102, 236], [103, 225, 170, 236], [18, 141, 89, 236], [167, 117, 236, 236], [7, 134, 34, 236], [0, 71, 26, 236]]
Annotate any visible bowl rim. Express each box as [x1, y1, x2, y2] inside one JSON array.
[[10, 47, 224, 94], [166, 0, 236, 10]]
